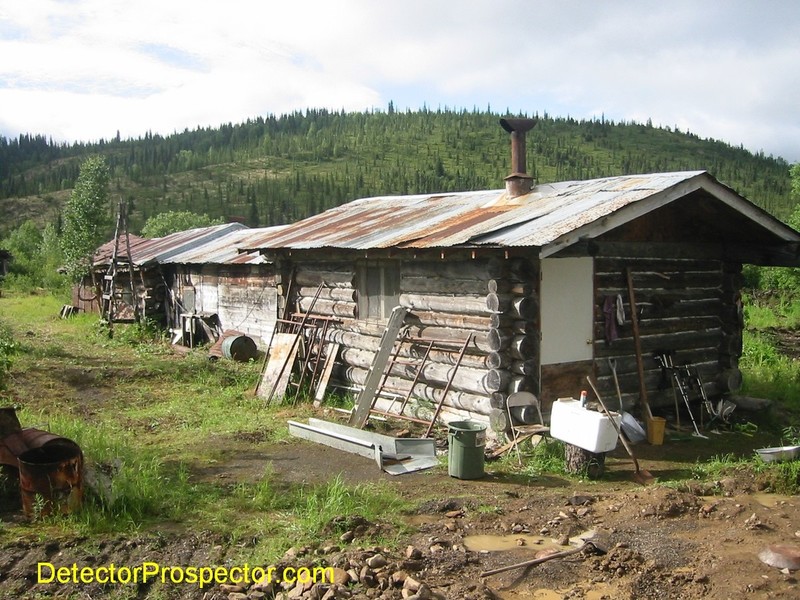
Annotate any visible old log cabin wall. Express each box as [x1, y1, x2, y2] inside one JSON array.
[[289, 252, 540, 426], [288, 243, 743, 427], [591, 249, 741, 414], [172, 263, 278, 344], [73, 266, 166, 322]]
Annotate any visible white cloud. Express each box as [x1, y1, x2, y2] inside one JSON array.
[[0, 0, 798, 161]]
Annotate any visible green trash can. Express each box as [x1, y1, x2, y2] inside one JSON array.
[[448, 420, 487, 479]]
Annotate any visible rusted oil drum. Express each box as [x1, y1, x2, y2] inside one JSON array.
[[18, 441, 83, 518], [221, 334, 258, 362], [0, 464, 21, 510]]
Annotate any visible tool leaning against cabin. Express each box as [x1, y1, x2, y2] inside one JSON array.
[[608, 357, 647, 443], [586, 376, 656, 486]]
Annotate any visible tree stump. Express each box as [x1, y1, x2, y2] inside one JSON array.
[[564, 443, 606, 479]]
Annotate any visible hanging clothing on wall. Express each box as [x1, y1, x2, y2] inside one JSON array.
[[603, 293, 626, 344]]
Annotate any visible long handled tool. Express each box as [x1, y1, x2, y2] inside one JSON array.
[[480, 539, 607, 578], [587, 376, 655, 486], [609, 358, 646, 443], [626, 268, 653, 421]]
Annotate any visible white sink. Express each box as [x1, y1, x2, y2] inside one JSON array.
[[550, 398, 621, 453]]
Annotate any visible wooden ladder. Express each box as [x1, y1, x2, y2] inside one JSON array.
[[102, 201, 137, 328]]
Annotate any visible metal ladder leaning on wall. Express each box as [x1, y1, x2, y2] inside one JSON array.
[[350, 306, 473, 437]]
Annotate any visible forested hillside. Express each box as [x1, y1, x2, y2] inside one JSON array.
[[0, 107, 793, 238]]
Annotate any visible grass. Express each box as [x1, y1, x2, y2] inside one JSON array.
[[227, 472, 411, 562], [513, 438, 568, 478], [3, 288, 800, 559], [690, 452, 800, 495], [743, 291, 800, 329], [0, 291, 409, 558], [740, 294, 800, 419]]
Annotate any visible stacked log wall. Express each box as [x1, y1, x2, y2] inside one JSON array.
[[593, 249, 741, 411], [294, 257, 537, 419], [138, 268, 168, 323]]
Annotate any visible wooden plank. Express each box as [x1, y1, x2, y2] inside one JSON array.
[[349, 306, 409, 427], [257, 332, 301, 402], [313, 342, 341, 407]]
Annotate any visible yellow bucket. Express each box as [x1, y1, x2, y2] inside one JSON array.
[[646, 417, 666, 446]]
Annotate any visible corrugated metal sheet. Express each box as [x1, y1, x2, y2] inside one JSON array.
[[93, 223, 247, 267], [244, 190, 503, 250], [161, 226, 287, 265], [242, 171, 741, 252]]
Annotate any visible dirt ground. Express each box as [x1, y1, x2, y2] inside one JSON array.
[[2, 423, 799, 600], [0, 300, 798, 599]]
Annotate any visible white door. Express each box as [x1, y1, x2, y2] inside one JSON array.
[[540, 257, 594, 365]]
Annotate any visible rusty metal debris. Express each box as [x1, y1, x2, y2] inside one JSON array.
[[0, 408, 83, 517]]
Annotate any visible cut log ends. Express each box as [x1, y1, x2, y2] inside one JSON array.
[[718, 368, 743, 393]]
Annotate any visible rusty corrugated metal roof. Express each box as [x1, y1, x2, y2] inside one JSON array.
[[242, 171, 800, 253], [92, 234, 149, 265], [160, 226, 287, 265], [93, 223, 247, 267]]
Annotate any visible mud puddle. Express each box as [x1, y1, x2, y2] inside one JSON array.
[[463, 533, 559, 553]]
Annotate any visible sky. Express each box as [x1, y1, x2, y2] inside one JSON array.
[[1, 0, 799, 163]]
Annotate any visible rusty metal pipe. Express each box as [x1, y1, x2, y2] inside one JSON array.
[[500, 117, 537, 175], [500, 118, 537, 197]]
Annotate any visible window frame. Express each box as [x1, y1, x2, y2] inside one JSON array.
[[356, 259, 400, 322]]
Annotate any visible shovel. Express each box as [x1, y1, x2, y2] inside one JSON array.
[[609, 358, 646, 443], [586, 376, 655, 486]]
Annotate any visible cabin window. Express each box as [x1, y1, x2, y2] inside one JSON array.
[[357, 260, 400, 321]]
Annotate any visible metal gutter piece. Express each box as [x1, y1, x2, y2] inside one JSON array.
[[287, 418, 437, 475]]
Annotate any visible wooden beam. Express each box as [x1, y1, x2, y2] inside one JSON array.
[[349, 306, 408, 427]]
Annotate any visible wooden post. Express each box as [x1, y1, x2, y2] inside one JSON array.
[[349, 306, 409, 427], [626, 268, 653, 420]]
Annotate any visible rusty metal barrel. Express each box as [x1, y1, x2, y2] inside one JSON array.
[[18, 440, 83, 517], [221, 334, 258, 362]]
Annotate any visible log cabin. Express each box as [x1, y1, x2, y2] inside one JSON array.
[[73, 223, 248, 325], [159, 226, 285, 345], [241, 118, 800, 432]]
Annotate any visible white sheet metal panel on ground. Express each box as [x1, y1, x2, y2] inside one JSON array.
[[287, 418, 438, 475]]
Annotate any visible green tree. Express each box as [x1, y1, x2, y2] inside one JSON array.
[[791, 163, 800, 199], [38, 223, 66, 290], [61, 156, 110, 280], [2, 220, 42, 270], [752, 164, 800, 292], [140, 210, 224, 238], [0, 220, 67, 293]]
